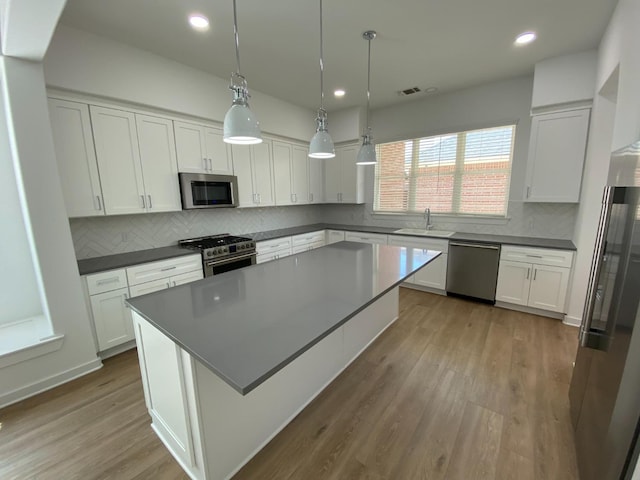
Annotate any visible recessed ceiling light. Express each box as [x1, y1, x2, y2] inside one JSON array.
[[515, 31, 536, 45], [189, 14, 210, 31], [334, 89, 346, 97]]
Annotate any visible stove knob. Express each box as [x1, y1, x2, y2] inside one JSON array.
[[207, 251, 213, 257]]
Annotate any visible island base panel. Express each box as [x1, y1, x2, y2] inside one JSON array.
[[135, 287, 399, 480]]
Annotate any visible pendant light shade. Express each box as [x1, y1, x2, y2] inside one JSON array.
[[309, 0, 335, 158], [223, 0, 262, 145], [309, 109, 335, 158], [357, 30, 377, 165]]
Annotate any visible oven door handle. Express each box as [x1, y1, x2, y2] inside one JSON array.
[[205, 252, 256, 268]]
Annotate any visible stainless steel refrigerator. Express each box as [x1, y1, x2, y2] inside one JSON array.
[[570, 140, 640, 480]]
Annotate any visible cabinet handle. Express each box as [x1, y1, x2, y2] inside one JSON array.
[[166, 282, 171, 288], [172, 281, 177, 287], [291, 193, 295, 203], [96, 196, 102, 211], [533, 268, 537, 281], [147, 195, 153, 209], [96, 277, 120, 286], [526, 254, 543, 258], [526, 267, 530, 280], [140, 195, 146, 208], [208, 158, 213, 171], [161, 266, 176, 271], [310, 193, 314, 202], [203, 158, 208, 170], [123, 292, 130, 308], [258, 193, 261, 204], [526, 186, 531, 198], [293, 193, 297, 202]]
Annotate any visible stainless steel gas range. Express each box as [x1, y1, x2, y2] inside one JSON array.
[[178, 234, 256, 277]]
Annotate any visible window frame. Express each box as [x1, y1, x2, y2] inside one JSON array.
[[373, 124, 516, 218]]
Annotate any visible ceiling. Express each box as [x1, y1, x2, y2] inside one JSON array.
[[58, 0, 617, 112]]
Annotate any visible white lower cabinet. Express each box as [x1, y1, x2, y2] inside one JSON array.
[[345, 231, 388, 245], [495, 246, 573, 314], [256, 237, 293, 264], [387, 235, 449, 292], [90, 286, 133, 351], [85, 255, 203, 354], [326, 230, 346, 244]]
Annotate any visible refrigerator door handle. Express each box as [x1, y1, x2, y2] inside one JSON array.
[[579, 187, 615, 351]]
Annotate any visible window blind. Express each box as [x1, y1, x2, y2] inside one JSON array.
[[374, 125, 515, 216]]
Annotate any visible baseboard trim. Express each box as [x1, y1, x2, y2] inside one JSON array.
[[495, 301, 564, 320], [0, 357, 103, 409], [563, 315, 581, 327]]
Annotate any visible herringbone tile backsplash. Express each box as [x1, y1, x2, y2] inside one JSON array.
[[69, 201, 577, 259]]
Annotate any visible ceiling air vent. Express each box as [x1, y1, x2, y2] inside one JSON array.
[[398, 86, 421, 96]]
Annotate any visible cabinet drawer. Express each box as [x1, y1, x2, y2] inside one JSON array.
[[500, 246, 573, 268], [326, 230, 346, 244], [129, 278, 170, 298], [291, 231, 325, 246], [256, 247, 290, 264], [345, 232, 388, 245], [86, 269, 128, 295], [126, 254, 202, 286], [387, 235, 449, 254], [256, 237, 292, 253]]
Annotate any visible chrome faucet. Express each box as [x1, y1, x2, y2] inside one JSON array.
[[424, 207, 434, 230]]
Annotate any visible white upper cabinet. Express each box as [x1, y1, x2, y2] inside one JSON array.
[[524, 108, 591, 203], [135, 114, 181, 213], [231, 140, 275, 207], [272, 141, 310, 205], [90, 106, 146, 215], [272, 141, 294, 205], [90, 105, 181, 215], [324, 143, 364, 203], [292, 145, 310, 204], [48, 98, 105, 218], [308, 155, 324, 204], [174, 121, 233, 175]]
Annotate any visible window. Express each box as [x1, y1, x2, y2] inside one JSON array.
[[374, 125, 515, 216]]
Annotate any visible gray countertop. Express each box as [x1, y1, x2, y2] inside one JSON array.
[[77, 223, 575, 275], [77, 246, 197, 276], [127, 242, 439, 395]]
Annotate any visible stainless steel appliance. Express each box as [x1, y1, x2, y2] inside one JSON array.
[[179, 234, 256, 277], [446, 241, 501, 303], [179, 173, 239, 209], [570, 139, 640, 480]]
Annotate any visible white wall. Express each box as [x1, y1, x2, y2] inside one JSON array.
[[531, 50, 598, 109], [0, 56, 101, 407], [566, 0, 640, 328], [44, 25, 316, 142]]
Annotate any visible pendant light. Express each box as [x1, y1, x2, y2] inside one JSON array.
[[223, 0, 262, 145], [308, 0, 335, 158], [356, 30, 377, 165]]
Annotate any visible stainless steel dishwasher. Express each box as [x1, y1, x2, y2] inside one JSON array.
[[446, 241, 501, 303]]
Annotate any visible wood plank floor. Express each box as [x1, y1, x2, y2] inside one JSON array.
[[0, 289, 580, 479]]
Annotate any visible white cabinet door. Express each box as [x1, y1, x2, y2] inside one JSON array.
[[525, 108, 590, 203], [90, 287, 134, 351], [48, 98, 104, 218], [90, 106, 146, 215], [528, 265, 570, 313], [136, 114, 181, 213], [308, 156, 324, 204], [272, 141, 294, 205], [203, 126, 233, 174], [231, 145, 255, 207], [326, 230, 345, 244], [174, 121, 208, 174], [292, 145, 309, 204], [134, 317, 194, 468], [171, 270, 204, 287], [252, 140, 275, 206], [338, 145, 360, 203], [324, 155, 341, 203], [495, 260, 531, 306], [413, 253, 448, 290]]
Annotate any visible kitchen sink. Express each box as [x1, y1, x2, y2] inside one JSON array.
[[393, 228, 455, 237]]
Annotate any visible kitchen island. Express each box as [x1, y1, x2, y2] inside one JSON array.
[[127, 242, 439, 480]]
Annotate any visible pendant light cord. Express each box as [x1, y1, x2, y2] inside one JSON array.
[[319, 0, 325, 110], [366, 36, 371, 129], [233, 0, 242, 76]]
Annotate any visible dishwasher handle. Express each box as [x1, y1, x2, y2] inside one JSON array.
[[449, 242, 500, 250]]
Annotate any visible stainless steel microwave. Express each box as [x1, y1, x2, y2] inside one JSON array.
[[179, 173, 239, 209]]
